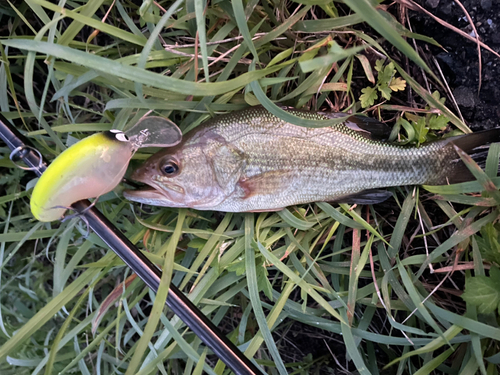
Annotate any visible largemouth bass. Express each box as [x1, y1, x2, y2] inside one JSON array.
[[124, 106, 499, 212]]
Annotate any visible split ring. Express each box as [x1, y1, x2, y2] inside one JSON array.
[[9, 145, 44, 171]]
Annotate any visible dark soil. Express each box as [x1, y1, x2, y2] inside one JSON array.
[[411, 0, 500, 131]]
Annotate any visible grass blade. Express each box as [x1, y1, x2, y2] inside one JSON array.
[[388, 194, 415, 259], [1, 39, 286, 96], [125, 211, 186, 375], [343, 0, 430, 73], [0, 267, 101, 361], [33, 0, 147, 46], [244, 214, 287, 375], [256, 242, 345, 323], [340, 310, 371, 375]]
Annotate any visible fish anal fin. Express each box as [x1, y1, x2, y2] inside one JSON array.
[[333, 189, 393, 204]]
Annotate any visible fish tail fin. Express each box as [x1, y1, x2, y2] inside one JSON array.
[[439, 128, 500, 184]]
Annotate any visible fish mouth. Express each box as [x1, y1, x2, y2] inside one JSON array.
[[124, 163, 173, 206], [124, 185, 161, 199], [123, 185, 172, 206], [123, 176, 187, 207]]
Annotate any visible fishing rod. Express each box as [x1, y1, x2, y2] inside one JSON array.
[[0, 113, 262, 375]]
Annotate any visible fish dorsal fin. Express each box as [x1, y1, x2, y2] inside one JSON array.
[[319, 112, 392, 141], [346, 115, 392, 140], [333, 189, 393, 204], [276, 105, 392, 141]]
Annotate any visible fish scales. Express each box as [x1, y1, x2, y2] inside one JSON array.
[[125, 106, 494, 212], [164, 107, 450, 211]]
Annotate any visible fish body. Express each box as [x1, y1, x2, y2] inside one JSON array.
[[124, 106, 496, 212]]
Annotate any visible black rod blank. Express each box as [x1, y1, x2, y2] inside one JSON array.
[[0, 114, 262, 375]]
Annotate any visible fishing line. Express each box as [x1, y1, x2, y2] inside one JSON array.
[[0, 114, 263, 375]]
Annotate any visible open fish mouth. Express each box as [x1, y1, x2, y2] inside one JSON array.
[[123, 185, 169, 205], [123, 174, 178, 205], [123, 179, 187, 207]]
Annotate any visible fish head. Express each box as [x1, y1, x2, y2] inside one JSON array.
[[125, 132, 246, 209]]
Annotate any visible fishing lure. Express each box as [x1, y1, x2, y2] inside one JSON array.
[[30, 117, 182, 222]]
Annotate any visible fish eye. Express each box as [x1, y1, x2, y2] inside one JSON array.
[[161, 159, 180, 176]]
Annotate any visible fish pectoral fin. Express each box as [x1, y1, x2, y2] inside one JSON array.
[[237, 171, 290, 200], [332, 189, 393, 204]]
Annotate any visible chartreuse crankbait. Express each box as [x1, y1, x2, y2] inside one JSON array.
[[30, 117, 182, 222]]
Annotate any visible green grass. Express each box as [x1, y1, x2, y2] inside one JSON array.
[[1, 0, 500, 374]]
